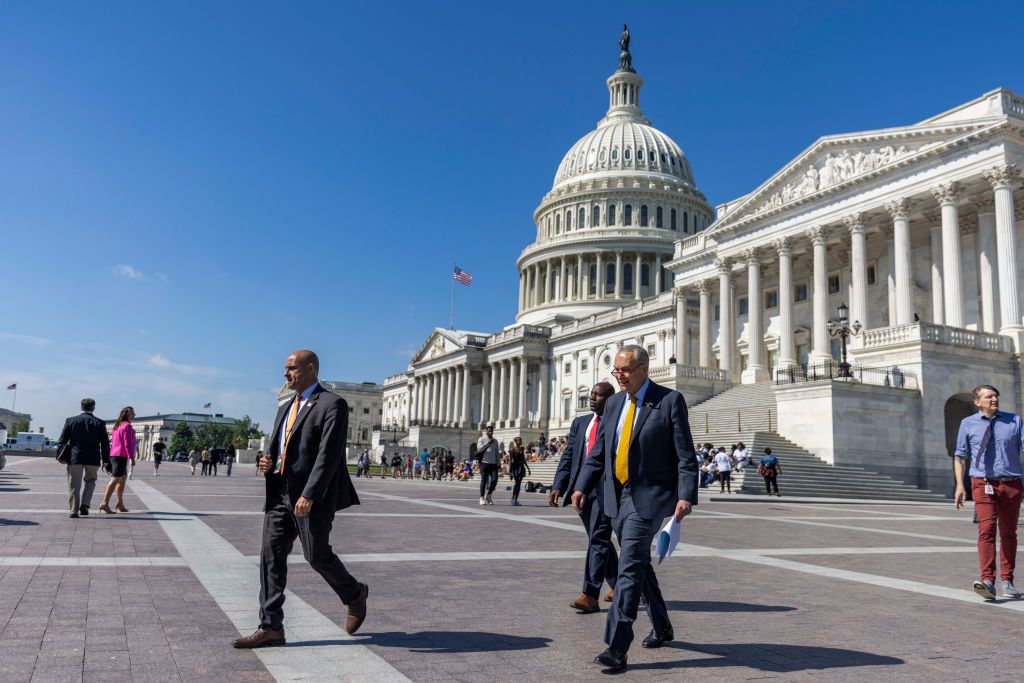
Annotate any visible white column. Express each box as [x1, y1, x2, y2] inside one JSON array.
[[508, 359, 518, 423], [933, 182, 965, 328], [518, 271, 525, 312], [538, 359, 550, 424], [976, 195, 999, 333], [698, 280, 712, 368], [742, 249, 768, 382], [489, 364, 499, 424], [481, 367, 491, 426], [886, 198, 914, 325], [461, 365, 471, 426], [717, 259, 734, 375], [614, 251, 623, 299], [654, 254, 663, 294], [774, 237, 796, 369], [432, 373, 441, 423], [986, 164, 1024, 348], [576, 254, 584, 301], [633, 252, 642, 298], [845, 214, 868, 330], [581, 257, 590, 300], [452, 366, 462, 427], [497, 361, 508, 423], [674, 287, 688, 365], [885, 226, 897, 326], [596, 252, 605, 300], [810, 226, 831, 362], [559, 257, 567, 302], [440, 369, 450, 425], [542, 262, 550, 304], [928, 215, 944, 325], [517, 357, 528, 424]]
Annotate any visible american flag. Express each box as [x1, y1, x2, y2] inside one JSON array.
[[202, 402, 212, 409], [6, 383, 15, 391], [453, 266, 472, 286]]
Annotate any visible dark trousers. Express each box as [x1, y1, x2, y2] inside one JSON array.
[[511, 465, 526, 498], [201, 461, 209, 475], [605, 488, 671, 653], [579, 491, 617, 599], [764, 475, 779, 495], [259, 487, 360, 630], [480, 463, 499, 497], [972, 477, 1023, 583]]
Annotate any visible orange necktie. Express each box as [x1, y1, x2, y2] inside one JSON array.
[[276, 395, 301, 475]]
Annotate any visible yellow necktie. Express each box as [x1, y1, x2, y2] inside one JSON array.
[[615, 395, 636, 485], [276, 395, 301, 475]]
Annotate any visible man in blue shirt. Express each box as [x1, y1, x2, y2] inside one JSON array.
[[954, 384, 1024, 601]]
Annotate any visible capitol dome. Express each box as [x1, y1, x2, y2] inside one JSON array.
[[515, 37, 714, 326]]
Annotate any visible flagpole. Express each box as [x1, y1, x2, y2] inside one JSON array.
[[11, 386, 15, 412], [450, 263, 456, 330]]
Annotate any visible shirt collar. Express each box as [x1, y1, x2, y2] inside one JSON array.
[[978, 410, 1002, 421], [297, 382, 319, 401]]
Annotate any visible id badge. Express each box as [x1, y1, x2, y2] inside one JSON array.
[[985, 483, 995, 495]]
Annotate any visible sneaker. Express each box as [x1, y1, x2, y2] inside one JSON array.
[[479, 497, 487, 507], [510, 498, 520, 506], [973, 579, 996, 600], [1002, 581, 1022, 598]]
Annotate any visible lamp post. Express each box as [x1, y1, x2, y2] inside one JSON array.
[[826, 302, 862, 378], [385, 421, 400, 446]]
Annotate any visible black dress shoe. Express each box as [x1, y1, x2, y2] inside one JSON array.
[[79, 505, 89, 516], [642, 628, 674, 648], [594, 648, 627, 671]]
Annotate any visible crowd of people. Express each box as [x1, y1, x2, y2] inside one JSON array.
[[696, 442, 782, 496], [187, 445, 235, 476]]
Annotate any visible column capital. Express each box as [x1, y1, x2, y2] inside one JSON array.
[[772, 236, 792, 255], [714, 257, 732, 274], [672, 285, 688, 298], [884, 198, 912, 220], [808, 225, 829, 245], [615, 249, 623, 257], [742, 247, 762, 266], [657, 329, 667, 341], [931, 181, 961, 206], [844, 212, 866, 234], [696, 279, 711, 294], [974, 193, 995, 214], [984, 163, 1019, 190]]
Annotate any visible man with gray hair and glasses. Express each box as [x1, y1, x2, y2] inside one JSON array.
[[954, 384, 1024, 600]]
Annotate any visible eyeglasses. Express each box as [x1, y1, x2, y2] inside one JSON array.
[[611, 363, 647, 377]]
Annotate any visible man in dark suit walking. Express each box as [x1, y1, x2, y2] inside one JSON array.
[[549, 381, 618, 613], [572, 345, 698, 672], [57, 398, 110, 518], [233, 349, 368, 648]]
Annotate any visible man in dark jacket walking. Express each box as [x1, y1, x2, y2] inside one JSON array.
[[57, 398, 110, 518]]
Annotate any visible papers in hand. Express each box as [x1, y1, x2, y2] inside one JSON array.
[[656, 516, 681, 564]]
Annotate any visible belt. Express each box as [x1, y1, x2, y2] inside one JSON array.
[[974, 476, 1021, 482]]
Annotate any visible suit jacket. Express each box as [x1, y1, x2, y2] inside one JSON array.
[[266, 384, 359, 512], [574, 380, 698, 519], [552, 412, 601, 507], [57, 412, 110, 467]]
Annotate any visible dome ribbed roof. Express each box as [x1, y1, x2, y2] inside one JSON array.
[[552, 121, 694, 190]]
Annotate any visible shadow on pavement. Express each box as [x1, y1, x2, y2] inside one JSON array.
[[666, 600, 797, 613], [0, 519, 39, 526], [0, 487, 29, 492], [288, 631, 552, 653], [629, 641, 903, 673]]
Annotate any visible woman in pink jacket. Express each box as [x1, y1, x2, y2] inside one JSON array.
[[100, 406, 136, 513]]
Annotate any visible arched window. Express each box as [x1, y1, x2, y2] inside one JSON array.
[[624, 204, 633, 226], [641, 263, 650, 287], [589, 264, 597, 294], [656, 206, 663, 228], [611, 148, 619, 161], [624, 148, 631, 161], [670, 208, 677, 230], [661, 153, 667, 164], [640, 205, 649, 227], [566, 211, 572, 230], [578, 207, 586, 229], [608, 204, 617, 225], [599, 149, 606, 162], [637, 148, 645, 164], [555, 214, 561, 233], [683, 211, 689, 232], [649, 150, 655, 162], [605, 263, 615, 292], [592, 205, 600, 227], [623, 263, 634, 293], [577, 389, 589, 410]]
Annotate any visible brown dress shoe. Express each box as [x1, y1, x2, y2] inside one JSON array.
[[116, 502, 129, 513], [232, 627, 285, 649], [604, 589, 614, 603], [99, 504, 114, 514], [570, 593, 600, 613], [345, 583, 369, 635]]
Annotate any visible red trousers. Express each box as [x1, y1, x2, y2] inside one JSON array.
[[971, 477, 1023, 582]]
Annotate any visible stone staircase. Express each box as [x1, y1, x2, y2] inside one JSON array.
[[687, 382, 947, 502]]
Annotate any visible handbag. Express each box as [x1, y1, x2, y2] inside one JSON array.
[[56, 442, 71, 464]]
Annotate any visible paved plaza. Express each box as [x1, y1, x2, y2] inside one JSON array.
[[1, 455, 1021, 682]]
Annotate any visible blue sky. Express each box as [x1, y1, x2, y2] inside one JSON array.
[[2, 1, 1022, 435]]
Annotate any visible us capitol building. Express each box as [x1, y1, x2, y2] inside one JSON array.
[[375, 35, 1024, 496]]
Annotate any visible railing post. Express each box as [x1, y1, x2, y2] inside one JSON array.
[[704, 413, 709, 434], [737, 410, 742, 431], [768, 409, 772, 432]]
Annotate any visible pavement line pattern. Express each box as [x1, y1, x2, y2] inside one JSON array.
[[0, 556, 188, 566], [763, 516, 973, 544], [127, 479, 410, 683]]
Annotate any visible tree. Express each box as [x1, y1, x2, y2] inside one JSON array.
[[194, 422, 234, 449], [10, 420, 29, 437], [231, 415, 263, 448], [169, 422, 195, 456]]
